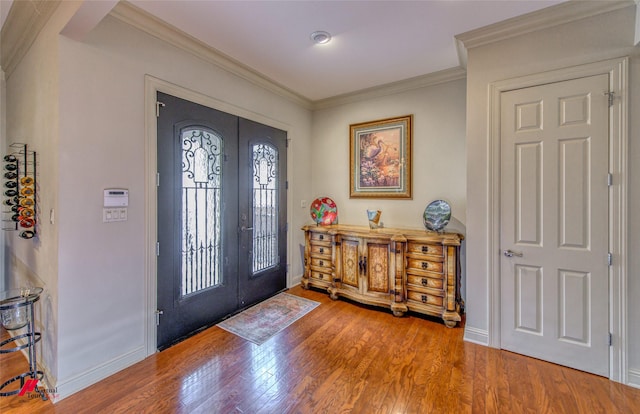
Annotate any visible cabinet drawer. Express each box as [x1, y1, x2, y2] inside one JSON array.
[[407, 290, 444, 307], [310, 232, 330, 242], [310, 244, 331, 257], [407, 242, 443, 258], [407, 274, 444, 290], [406, 258, 443, 274], [311, 257, 331, 269], [310, 271, 331, 282]]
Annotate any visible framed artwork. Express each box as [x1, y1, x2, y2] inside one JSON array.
[[349, 115, 412, 199]]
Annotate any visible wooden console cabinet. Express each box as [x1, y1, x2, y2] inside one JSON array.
[[302, 224, 463, 327]]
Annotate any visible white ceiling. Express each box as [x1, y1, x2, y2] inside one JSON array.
[[2, 0, 567, 101]]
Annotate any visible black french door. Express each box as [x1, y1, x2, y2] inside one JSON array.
[[156, 92, 287, 350], [238, 118, 287, 307]]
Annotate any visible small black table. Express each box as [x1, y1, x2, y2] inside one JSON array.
[[0, 287, 46, 400]]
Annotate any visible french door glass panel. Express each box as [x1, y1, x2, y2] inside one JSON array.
[[252, 143, 279, 274], [181, 128, 222, 296]]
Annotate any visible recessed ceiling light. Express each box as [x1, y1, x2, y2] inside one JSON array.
[[310, 31, 332, 45]]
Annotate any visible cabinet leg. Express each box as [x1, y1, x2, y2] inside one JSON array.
[[443, 310, 461, 328], [444, 320, 457, 328], [390, 303, 407, 317]]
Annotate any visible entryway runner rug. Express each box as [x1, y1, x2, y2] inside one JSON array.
[[216, 292, 320, 345]]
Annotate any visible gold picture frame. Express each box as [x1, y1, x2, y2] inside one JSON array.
[[350, 115, 412, 199]]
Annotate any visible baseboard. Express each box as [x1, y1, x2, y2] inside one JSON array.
[[463, 325, 489, 346], [628, 368, 640, 389], [51, 346, 146, 403], [289, 274, 302, 288]]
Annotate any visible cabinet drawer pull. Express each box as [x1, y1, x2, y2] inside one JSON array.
[[421, 278, 428, 287], [422, 262, 429, 270], [319, 247, 324, 254], [319, 274, 324, 279], [421, 246, 428, 253], [319, 235, 324, 240], [421, 295, 428, 303], [319, 260, 324, 266]]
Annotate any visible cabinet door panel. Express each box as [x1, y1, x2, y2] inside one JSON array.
[[367, 243, 390, 293], [341, 239, 360, 288]]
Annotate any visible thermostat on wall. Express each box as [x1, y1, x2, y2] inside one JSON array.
[[104, 188, 129, 207]]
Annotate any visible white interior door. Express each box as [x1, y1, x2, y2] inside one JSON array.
[[500, 74, 610, 376]]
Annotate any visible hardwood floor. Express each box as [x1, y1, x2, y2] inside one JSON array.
[[2, 285, 639, 413]]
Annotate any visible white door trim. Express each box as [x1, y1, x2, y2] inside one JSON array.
[[487, 57, 628, 383], [143, 75, 293, 357]]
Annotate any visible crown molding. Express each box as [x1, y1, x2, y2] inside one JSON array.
[[0, 0, 61, 78], [312, 66, 467, 111], [110, 1, 468, 112], [109, 1, 314, 110], [456, 0, 635, 50]]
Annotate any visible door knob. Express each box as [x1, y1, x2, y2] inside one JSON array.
[[503, 249, 523, 257]]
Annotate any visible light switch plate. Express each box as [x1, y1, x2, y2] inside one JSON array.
[[103, 208, 127, 222]]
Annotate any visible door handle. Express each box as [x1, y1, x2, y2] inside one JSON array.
[[503, 249, 523, 258], [240, 226, 253, 232]]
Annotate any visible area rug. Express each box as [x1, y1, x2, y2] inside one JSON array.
[[216, 292, 320, 345]]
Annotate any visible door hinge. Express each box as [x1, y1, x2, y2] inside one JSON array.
[[156, 172, 160, 187], [156, 101, 165, 117], [607, 173, 613, 187], [603, 91, 614, 107], [156, 242, 160, 256], [607, 252, 612, 266], [609, 332, 613, 346], [285, 181, 289, 190], [155, 309, 163, 326]]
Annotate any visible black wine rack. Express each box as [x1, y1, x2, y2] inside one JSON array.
[[2, 143, 37, 239]]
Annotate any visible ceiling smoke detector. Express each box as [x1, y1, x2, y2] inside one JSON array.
[[310, 31, 332, 45]]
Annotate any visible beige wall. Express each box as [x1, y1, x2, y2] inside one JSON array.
[[2, 1, 74, 387], [464, 5, 639, 384], [311, 80, 467, 231]]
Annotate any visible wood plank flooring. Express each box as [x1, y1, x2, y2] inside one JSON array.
[[2, 285, 639, 413]]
